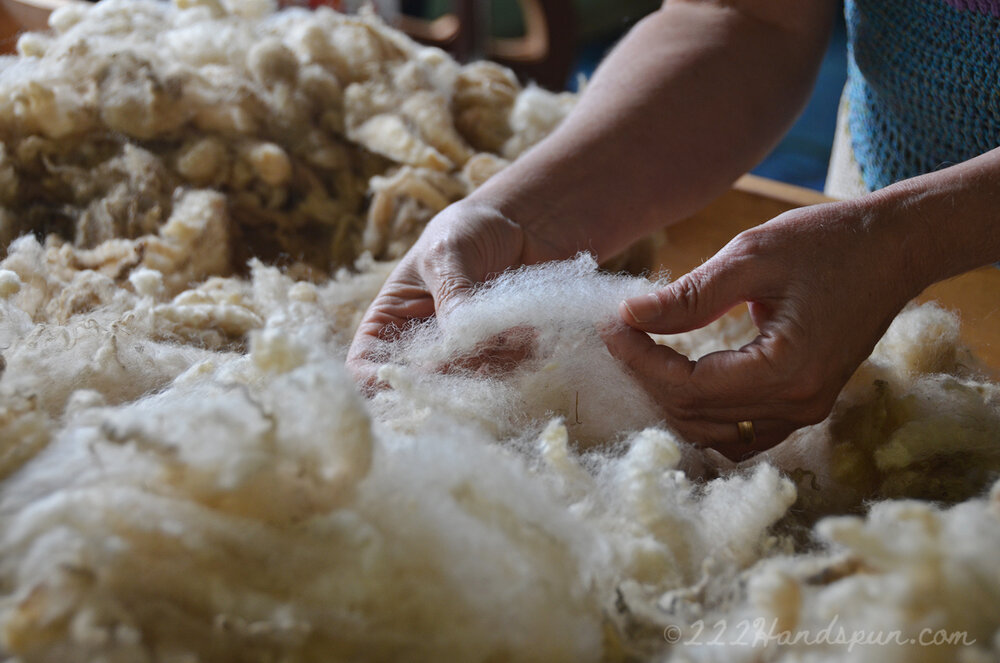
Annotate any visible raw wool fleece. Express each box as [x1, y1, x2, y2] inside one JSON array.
[[0, 241, 802, 661], [0, 0, 571, 274], [0, 2, 998, 663]]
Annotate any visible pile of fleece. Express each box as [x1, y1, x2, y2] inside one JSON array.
[[0, 2, 999, 662]]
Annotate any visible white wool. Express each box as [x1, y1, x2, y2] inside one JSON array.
[[370, 254, 666, 446], [0, 0, 577, 269], [0, 268, 21, 297], [0, 2, 998, 662], [127, 267, 163, 297], [503, 84, 577, 159], [674, 494, 1000, 663], [0, 340, 795, 662]]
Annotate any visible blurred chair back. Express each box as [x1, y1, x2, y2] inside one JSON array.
[[397, 0, 576, 90]]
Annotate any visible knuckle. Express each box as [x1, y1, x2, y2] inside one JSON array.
[[609, 339, 645, 376], [423, 236, 455, 264], [766, 365, 835, 425], [727, 229, 759, 255], [672, 275, 703, 312], [771, 356, 824, 401], [436, 278, 472, 312], [726, 227, 768, 261]]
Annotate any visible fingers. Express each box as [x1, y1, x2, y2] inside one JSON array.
[[602, 323, 775, 419], [346, 264, 435, 390], [698, 419, 797, 461], [600, 322, 699, 391], [348, 204, 531, 394], [620, 257, 752, 335], [601, 323, 807, 459], [346, 227, 521, 389], [609, 240, 813, 457], [418, 208, 526, 320]]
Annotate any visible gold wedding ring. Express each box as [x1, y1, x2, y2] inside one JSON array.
[[737, 420, 757, 446]]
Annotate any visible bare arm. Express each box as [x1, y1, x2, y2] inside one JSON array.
[[475, 0, 838, 262]]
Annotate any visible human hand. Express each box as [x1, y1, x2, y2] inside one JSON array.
[[347, 200, 554, 388], [602, 200, 918, 459]]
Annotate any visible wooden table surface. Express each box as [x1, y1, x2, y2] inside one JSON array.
[[654, 174, 1000, 378]]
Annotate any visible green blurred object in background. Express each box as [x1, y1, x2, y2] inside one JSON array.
[[410, 0, 659, 40], [570, 0, 660, 41]]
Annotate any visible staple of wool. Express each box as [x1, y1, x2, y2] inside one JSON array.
[[0, 2, 999, 662]]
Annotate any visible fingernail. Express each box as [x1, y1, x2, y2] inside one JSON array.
[[622, 293, 661, 323]]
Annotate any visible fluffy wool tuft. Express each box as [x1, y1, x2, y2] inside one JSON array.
[[370, 254, 666, 446]]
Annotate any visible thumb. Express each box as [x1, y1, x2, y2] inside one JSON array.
[[620, 259, 751, 335]]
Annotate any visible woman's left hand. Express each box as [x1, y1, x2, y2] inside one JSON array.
[[602, 198, 918, 460]]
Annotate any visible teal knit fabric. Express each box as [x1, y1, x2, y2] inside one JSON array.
[[845, 0, 1000, 191]]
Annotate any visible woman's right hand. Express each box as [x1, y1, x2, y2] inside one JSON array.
[[347, 200, 543, 388]]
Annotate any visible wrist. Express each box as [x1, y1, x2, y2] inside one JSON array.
[[851, 178, 982, 306], [847, 184, 933, 307], [457, 188, 578, 265]]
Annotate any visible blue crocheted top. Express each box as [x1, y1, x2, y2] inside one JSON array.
[[845, 0, 1000, 191]]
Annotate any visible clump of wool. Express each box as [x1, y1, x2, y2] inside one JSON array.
[[0, 321, 800, 662], [370, 254, 667, 446], [670, 486, 1000, 663]]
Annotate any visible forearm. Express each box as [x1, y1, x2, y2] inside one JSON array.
[[466, 0, 836, 263], [859, 147, 1000, 303]]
